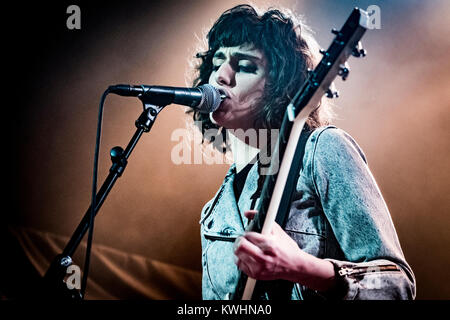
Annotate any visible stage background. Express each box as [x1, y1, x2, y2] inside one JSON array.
[[3, 0, 449, 299]]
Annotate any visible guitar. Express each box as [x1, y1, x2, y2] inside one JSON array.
[[233, 7, 371, 300]]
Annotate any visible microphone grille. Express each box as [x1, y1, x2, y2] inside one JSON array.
[[197, 84, 222, 113]]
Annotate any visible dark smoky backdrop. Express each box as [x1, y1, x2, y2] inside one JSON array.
[[4, 0, 449, 299]]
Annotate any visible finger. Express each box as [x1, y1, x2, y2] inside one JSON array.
[[235, 251, 275, 280], [243, 231, 270, 246], [235, 255, 254, 276], [233, 236, 241, 252], [244, 210, 258, 220], [234, 237, 266, 263], [235, 252, 258, 269], [244, 232, 277, 256]]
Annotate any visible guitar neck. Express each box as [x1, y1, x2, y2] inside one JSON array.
[[251, 85, 318, 236], [233, 7, 370, 300]]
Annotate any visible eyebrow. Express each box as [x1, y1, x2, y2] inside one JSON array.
[[213, 51, 262, 62]]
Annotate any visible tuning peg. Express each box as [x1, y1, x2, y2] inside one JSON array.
[[331, 28, 342, 37], [352, 48, 367, 57], [338, 63, 350, 81], [319, 48, 328, 56], [352, 41, 367, 58], [325, 88, 339, 99]]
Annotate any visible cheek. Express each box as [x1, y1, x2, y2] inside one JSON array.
[[237, 78, 266, 105]]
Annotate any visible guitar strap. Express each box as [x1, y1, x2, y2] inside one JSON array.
[[247, 126, 313, 300], [250, 126, 313, 222], [275, 125, 314, 229]]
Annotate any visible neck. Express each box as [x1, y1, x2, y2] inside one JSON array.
[[227, 129, 260, 173]]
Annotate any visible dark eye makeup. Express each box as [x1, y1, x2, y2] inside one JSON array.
[[212, 62, 258, 74]]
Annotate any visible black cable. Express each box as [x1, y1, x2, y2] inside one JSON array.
[[80, 88, 110, 298]]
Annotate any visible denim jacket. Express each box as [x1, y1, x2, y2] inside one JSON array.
[[199, 126, 416, 300]]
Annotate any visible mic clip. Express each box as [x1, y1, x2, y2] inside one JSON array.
[[136, 102, 165, 132]]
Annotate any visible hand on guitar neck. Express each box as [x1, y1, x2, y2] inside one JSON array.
[[233, 210, 337, 293]]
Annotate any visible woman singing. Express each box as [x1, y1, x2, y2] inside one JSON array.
[[188, 4, 415, 300]]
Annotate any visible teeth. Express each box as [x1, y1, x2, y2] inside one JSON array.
[[218, 89, 227, 99]]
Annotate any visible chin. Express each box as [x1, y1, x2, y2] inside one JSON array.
[[211, 111, 253, 130], [211, 110, 230, 126]]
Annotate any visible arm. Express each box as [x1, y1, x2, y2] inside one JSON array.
[[234, 127, 416, 299], [311, 128, 415, 299]]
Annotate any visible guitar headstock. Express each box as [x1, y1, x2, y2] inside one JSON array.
[[288, 7, 370, 120]]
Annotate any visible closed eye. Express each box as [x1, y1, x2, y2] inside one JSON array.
[[212, 63, 258, 74], [238, 64, 257, 73]]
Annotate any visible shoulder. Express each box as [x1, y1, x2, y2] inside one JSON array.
[[307, 125, 368, 165]]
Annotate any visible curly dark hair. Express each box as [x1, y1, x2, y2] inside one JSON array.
[[187, 4, 333, 153]]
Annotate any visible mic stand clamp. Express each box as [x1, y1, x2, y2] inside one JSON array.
[[42, 99, 165, 300]]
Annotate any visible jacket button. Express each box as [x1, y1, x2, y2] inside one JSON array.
[[221, 227, 235, 236]]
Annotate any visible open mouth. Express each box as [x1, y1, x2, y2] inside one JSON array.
[[217, 88, 229, 100]]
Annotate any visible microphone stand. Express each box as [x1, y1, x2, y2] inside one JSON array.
[[42, 99, 165, 300]]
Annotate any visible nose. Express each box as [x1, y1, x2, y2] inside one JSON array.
[[215, 62, 235, 87]]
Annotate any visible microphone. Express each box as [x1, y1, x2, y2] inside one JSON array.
[[108, 84, 223, 113]]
